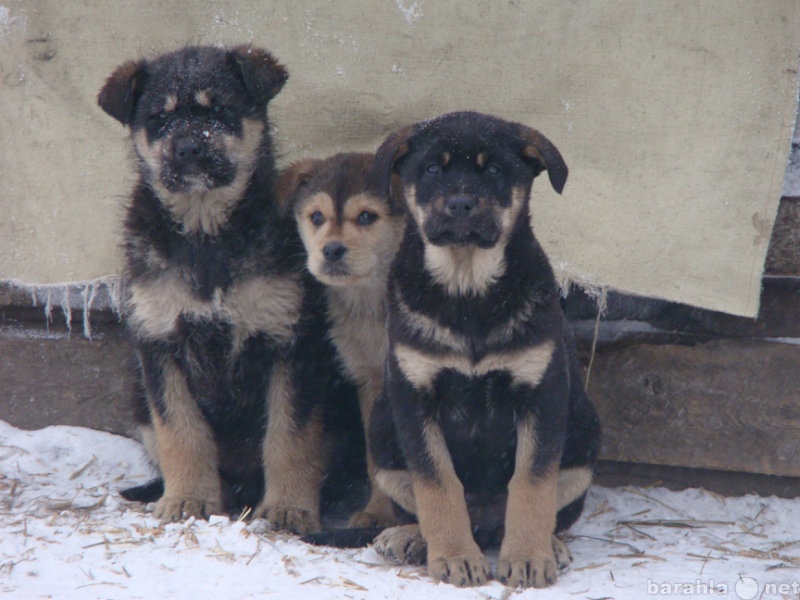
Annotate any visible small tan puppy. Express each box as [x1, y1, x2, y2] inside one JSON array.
[[280, 153, 405, 527]]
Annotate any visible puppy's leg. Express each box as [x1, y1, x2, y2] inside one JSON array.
[[497, 416, 559, 588], [256, 359, 324, 535], [413, 422, 489, 587], [348, 380, 397, 528], [150, 360, 222, 521]]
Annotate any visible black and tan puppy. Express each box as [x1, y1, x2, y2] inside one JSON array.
[[368, 112, 601, 588], [280, 153, 405, 528], [98, 45, 335, 534]]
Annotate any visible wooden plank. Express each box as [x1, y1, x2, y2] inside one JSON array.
[[587, 339, 800, 477], [0, 317, 135, 436]]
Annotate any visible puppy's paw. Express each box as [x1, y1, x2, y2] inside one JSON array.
[[347, 509, 396, 529], [552, 535, 573, 570], [373, 525, 427, 565], [255, 503, 321, 536], [496, 553, 558, 589], [428, 554, 490, 587], [153, 496, 222, 522]]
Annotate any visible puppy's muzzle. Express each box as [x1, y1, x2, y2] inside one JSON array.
[[321, 241, 350, 276], [446, 194, 476, 216], [173, 134, 207, 166], [424, 194, 501, 248], [161, 129, 236, 192], [323, 241, 348, 263]]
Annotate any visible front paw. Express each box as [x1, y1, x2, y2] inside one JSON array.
[[153, 495, 222, 522], [428, 554, 490, 587], [255, 503, 321, 536], [496, 553, 558, 589], [552, 535, 573, 570], [374, 524, 427, 565]]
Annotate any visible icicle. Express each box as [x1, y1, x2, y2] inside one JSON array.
[[44, 288, 53, 330], [61, 286, 72, 336], [584, 287, 608, 391], [82, 282, 97, 340], [106, 276, 123, 317]]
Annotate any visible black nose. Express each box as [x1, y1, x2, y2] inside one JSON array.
[[173, 135, 204, 162], [323, 241, 347, 263], [446, 194, 476, 215]]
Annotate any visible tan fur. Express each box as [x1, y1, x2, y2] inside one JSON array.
[[373, 524, 427, 565], [194, 89, 212, 107], [294, 185, 405, 527], [413, 422, 489, 586], [497, 417, 560, 588], [375, 468, 416, 514], [220, 275, 302, 352], [256, 359, 325, 535], [395, 295, 467, 351], [149, 360, 222, 521], [423, 243, 506, 296], [163, 94, 178, 112], [127, 273, 301, 344], [133, 118, 265, 235], [394, 340, 555, 392], [557, 466, 593, 509]]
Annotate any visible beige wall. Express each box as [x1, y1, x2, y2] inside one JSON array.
[[1, 1, 798, 317]]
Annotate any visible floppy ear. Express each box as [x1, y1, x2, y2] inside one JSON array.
[[275, 158, 318, 214], [97, 60, 146, 126], [370, 125, 415, 214], [519, 127, 568, 194], [229, 46, 289, 104]]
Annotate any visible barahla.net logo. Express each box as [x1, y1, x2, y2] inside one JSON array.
[[647, 576, 800, 598]]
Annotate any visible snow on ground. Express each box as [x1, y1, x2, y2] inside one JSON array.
[[1, 420, 799, 600]]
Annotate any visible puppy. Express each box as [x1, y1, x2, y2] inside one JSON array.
[[98, 45, 335, 534], [280, 153, 405, 528], [368, 112, 601, 588]]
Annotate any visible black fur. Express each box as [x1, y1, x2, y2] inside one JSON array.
[[371, 111, 601, 541], [99, 46, 360, 523]]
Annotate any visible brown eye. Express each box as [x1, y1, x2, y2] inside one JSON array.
[[486, 163, 501, 176], [356, 211, 378, 226], [310, 211, 325, 226], [425, 163, 441, 174]]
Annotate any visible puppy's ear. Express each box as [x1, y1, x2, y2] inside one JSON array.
[[518, 127, 568, 194], [276, 158, 318, 214], [97, 60, 146, 126], [230, 46, 289, 104], [370, 126, 415, 214]]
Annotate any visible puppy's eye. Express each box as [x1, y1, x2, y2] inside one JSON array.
[[148, 112, 168, 125], [425, 163, 442, 174], [486, 163, 501, 176], [356, 211, 378, 226], [211, 104, 235, 121], [309, 211, 325, 227]]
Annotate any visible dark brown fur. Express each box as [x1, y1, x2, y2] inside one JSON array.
[[280, 153, 405, 528]]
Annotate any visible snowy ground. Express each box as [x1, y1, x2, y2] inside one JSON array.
[[1, 420, 799, 600]]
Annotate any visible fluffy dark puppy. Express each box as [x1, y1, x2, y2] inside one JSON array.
[[368, 112, 601, 588], [279, 153, 405, 528], [98, 45, 338, 534]]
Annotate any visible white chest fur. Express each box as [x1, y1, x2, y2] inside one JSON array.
[[126, 273, 302, 346], [326, 283, 388, 385]]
